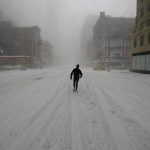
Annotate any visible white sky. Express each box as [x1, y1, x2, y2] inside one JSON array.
[[0, 0, 137, 64]]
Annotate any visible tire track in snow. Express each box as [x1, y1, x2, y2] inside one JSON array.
[[76, 78, 118, 150], [94, 83, 150, 150], [0, 71, 67, 150], [10, 82, 69, 150], [0, 71, 66, 130], [39, 86, 72, 150], [87, 75, 135, 150], [0, 70, 62, 105], [103, 71, 150, 100], [96, 73, 150, 110], [91, 74, 150, 130], [70, 86, 83, 150]]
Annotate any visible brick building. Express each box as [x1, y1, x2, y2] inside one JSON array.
[[0, 21, 41, 66]]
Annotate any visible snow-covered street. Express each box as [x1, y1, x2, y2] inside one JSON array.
[[0, 67, 150, 150]]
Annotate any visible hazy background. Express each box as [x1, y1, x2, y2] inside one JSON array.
[[0, 0, 137, 65]]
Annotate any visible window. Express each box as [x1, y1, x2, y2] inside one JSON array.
[[140, 55, 146, 70], [140, 8, 144, 18], [139, 23, 144, 30], [146, 19, 150, 27], [146, 55, 150, 71], [148, 4, 150, 12], [114, 53, 120, 57], [140, 0, 144, 6], [134, 38, 137, 48], [140, 35, 144, 46], [136, 55, 141, 70], [132, 56, 136, 70], [136, 16, 138, 25], [148, 33, 150, 44]]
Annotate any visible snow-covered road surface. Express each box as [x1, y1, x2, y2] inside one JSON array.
[[0, 67, 150, 150]]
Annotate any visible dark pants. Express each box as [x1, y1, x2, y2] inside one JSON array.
[[73, 78, 79, 90]]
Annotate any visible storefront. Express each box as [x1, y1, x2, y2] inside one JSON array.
[[131, 51, 150, 73]]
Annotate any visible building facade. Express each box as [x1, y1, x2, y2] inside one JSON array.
[[101, 36, 131, 67], [39, 41, 53, 67], [92, 12, 134, 68], [0, 21, 42, 66], [131, 0, 150, 73]]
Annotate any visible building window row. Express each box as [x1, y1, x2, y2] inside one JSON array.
[[134, 33, 150, 48], [105, 40, 130, 47]]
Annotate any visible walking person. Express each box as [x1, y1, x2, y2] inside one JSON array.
[[70, 64, 83, 92]]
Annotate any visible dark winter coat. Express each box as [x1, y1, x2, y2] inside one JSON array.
[[70, 68, 83, 80]]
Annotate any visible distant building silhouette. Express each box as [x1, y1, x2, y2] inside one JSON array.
[[80, 15, 99, 65], [92, 12, 134, 68], [0, 20, 42, 66], [40, 41, 53, 67], [0, 10, 53, 68]]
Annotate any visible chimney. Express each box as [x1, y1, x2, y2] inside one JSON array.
[[100, 12, 105, 18]]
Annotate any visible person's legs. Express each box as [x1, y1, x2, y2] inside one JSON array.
[[75, 78, 79, 90], [73, 79, 76, 90]]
